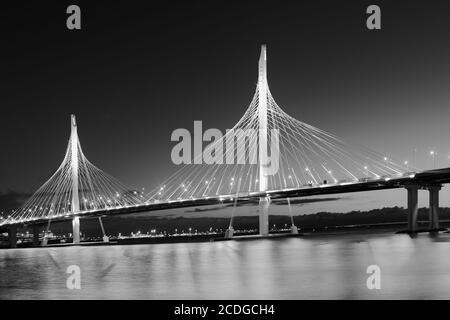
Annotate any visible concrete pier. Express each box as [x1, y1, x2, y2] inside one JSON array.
[[406, 185, 419, 233], [32, 226, 40, 247], [98, 217, 109, 242], [224, 227, 234, 239], [9, 227, 17, 248], [259, 197, 270, 236], [72, 217, 80, 244], [290, 225, 299, 234], [404, 184, 442, 233], [428, 185, 441, 230]]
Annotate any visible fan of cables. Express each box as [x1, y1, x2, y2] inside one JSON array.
[[145, 84, 411, 204], [2, 116, 143, 225]]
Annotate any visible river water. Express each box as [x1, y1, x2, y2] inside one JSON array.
[[1, 230, 450, 299]]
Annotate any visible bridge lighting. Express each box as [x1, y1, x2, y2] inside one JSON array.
[[430, 150, 436, 168], [7, 48, 436, 229]]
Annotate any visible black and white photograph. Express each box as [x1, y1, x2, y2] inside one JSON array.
[[1, 0, 450, 311]]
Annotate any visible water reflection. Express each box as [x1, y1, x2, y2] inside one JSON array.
[[1, 231, 450, 299]]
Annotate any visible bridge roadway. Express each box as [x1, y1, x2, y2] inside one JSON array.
[[2, 167, 450, 230]]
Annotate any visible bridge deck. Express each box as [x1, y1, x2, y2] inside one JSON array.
[[2, 167, 450, 229]]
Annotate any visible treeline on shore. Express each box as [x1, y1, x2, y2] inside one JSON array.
[[13, 206, 450, 237]]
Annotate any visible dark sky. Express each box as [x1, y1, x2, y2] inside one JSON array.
[[2, 1, 450, 212]]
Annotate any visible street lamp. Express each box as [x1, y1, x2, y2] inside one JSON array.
[[430, 150, 436, 169]]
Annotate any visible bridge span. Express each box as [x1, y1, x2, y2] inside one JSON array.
[[2, 167, 449, 248], [2, 45, 450, 248]]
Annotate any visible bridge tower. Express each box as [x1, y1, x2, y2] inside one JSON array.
[[258, 45, 270, 236], [70, 115, 81, 244]]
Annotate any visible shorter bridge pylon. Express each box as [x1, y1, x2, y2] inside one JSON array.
[[70, 115, 81, 244], [2, 114, 143, 243]]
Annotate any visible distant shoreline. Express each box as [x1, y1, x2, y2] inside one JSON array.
[[2, 206, 450, 248]]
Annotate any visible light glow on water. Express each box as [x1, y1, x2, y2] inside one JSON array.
[[1, 231, 450, 299]]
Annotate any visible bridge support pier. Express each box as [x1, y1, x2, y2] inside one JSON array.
[[259, 196, 270, 236], [287, 198, 298, 234], [72, 217, 80, 244], [428, 186, 441, 231], [224, 226, 234, 239], [8, 227, 17, 248], [290, 225, 299, 234], [98, 217, 109, 243], [32, 226, 40, 247], [406, 185, 419, 233]]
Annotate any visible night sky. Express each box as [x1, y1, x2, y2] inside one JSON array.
[[2, 1, 450, 214]]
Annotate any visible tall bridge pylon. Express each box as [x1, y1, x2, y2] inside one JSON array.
[[258, 45, 270, 236], [145, 44, 412, 237]]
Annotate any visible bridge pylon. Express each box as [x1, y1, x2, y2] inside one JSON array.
[[258, 44, 270, 236], [2, 113, 142, 237], [70, 115, 81, 244]]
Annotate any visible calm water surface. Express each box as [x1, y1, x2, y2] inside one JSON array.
[[1, 230, 450, 299]]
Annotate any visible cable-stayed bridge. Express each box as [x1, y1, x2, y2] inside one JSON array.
[[2, 45, 450, 248]]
